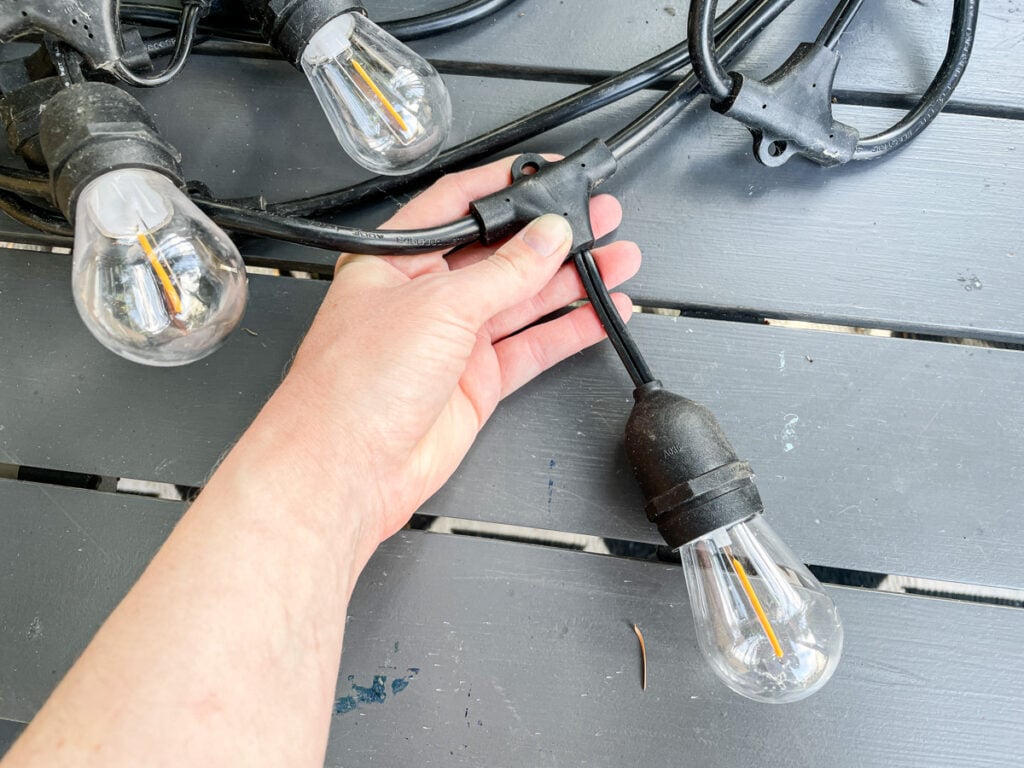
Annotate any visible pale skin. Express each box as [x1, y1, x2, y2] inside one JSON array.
[[1, 155, 640, 767]]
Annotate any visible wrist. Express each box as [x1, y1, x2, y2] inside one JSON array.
[[211, 379, 385, 596]]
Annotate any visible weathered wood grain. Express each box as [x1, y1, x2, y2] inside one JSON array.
[[1, 484, 1021, 767], [3, 249, 1023, 589]]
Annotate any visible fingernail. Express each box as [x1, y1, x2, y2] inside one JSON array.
[[522, 214, 572, 257]]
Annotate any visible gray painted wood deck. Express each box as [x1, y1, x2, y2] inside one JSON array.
[[2, 1, 1023, 764]]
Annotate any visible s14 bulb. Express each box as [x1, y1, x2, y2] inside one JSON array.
[[681, 514, 842, 703], [625, 383, 843, 703], [72, 168, 247, 366], [299, 11, 452, 175], [39, 82, 248, 367]]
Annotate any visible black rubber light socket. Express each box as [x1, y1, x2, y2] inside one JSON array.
[[624, 381, 764, 549], [39, 82, 183, 220], [240, 0, 365, 65]]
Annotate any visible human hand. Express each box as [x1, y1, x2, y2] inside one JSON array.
[[263, 155, 641, 561]]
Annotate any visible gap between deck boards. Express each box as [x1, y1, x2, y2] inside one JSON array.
[[428, 60, 1024, 123], [2, 466, 1022, 611], [8, 241, 1024, 352]]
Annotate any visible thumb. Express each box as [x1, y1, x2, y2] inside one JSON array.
[[442, 214, 573, 327]]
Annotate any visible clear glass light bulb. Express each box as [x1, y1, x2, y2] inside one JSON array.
[[71, 168, 248, 366], [680, 514, 843, 703], [300, 12, 452, 175]]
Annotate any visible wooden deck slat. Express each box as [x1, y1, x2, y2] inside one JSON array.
[[361, 0, 1024, 113], [1, 482, 1021, 767], [3, 250, 1023, 588], [0, 481, 182, 724], [0, 720, 24, 759]]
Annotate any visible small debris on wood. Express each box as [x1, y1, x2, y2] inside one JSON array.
[[633, 623, 647, 691], [242, 327, 259, 337]]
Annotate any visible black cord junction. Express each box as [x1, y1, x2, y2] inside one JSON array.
[[687, 0, 978, 167], [608, 0, 796, 160]]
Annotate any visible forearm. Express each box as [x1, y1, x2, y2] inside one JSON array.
[[4, 383, 376, 768]]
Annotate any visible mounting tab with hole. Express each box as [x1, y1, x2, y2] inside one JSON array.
[[711, 42, 859, 168], [470, 139, 618, 256]]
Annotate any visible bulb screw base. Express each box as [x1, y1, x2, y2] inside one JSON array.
[[39, 82, 183, 220], [243, 0, 365, 65], [625, 382, 764, 548]]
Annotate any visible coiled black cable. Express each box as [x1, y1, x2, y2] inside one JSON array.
[[688, 0, 736, 102], [0, 190, 73, 237], [0, 167, 54, 201], [378, 0, 521, 41], [114, 1, 203, 87], [197, 198, 482, 255], [852, 0, 978, 160]]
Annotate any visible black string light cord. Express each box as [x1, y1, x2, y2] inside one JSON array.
[[113, 0, 205, 87], [119, 0, 523, 45], [574, 249, 655, 388]]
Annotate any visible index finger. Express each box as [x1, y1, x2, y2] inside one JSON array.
[[381, 153, 562, 231]]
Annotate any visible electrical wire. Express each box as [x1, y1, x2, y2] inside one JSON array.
[[113, 1, 203, 87], [196, 198, 482, 254], [118, 0, 522, 44], [378, 0, 522, 41], [269, 0, 766, 217], [573, 249, 654, 387], [688, 0, 737, 102], [852, 0, 978, 161], [609, 0, 796, 159], [0, 166, 54, 201], [815, 0, 866, 51], [0, 190, 73, 237]]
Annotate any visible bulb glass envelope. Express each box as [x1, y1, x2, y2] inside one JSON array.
[[680, 513, 843, 703], [301, 12, 452, 175], [72, 168, 248, 366]]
